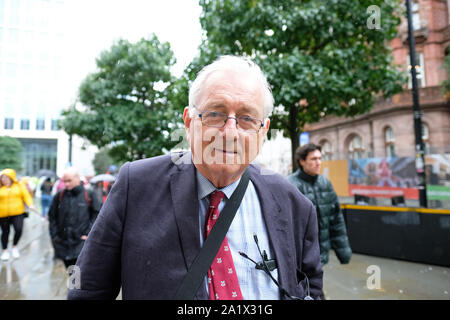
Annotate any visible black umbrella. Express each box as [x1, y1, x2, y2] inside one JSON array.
[[35, 169, 57, 178]]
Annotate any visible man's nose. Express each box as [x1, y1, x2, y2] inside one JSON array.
[[221, 117, 240, 139], [223, 116, 238, 129]]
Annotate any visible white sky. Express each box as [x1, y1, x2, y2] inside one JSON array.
[[63, 0, 203, 98]]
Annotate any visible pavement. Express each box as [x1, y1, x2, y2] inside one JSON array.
[[0, 211, 448, 300]]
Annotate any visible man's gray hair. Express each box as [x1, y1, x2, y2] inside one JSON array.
[[188, 55, 274, 119]]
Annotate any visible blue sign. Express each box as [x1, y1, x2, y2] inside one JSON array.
[[299, 132, 309, 146]]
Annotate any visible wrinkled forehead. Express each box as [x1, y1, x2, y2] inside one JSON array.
[[197, 69, 265, 113]]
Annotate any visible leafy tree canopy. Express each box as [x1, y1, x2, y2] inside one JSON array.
[[60, 34, 181, 162], [196, 0, 406, 167], [0, 136, 23, 172]]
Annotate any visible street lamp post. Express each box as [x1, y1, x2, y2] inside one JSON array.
[[406, 0, 427, 207], [68, 134, 72, 164]]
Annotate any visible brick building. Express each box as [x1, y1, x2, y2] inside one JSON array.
[[305, 0, 450, 160]]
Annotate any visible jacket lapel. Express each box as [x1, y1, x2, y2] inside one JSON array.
[[169, 153, 200, 270], [169, 152, 209, 299], [249, 166, 295, 297]]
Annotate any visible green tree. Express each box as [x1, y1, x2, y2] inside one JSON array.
[[197, 0, 406, 168], [60, 34, 180, 162], [0, 136, 23, 171], [92, 147, 116, 175]]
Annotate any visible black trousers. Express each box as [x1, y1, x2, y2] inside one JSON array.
[[0, 214, 25, 249]]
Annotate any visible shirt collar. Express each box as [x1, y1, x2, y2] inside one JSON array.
[[196, 169, 241, 201]]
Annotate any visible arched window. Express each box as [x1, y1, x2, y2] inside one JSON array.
[[348, 134, 364, 159], [319, 140, 332, 160], [422, 123, 430, 155], [384, 126, 395, 158]]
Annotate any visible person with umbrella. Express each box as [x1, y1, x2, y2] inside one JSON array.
[[90, 173, 115, 204]]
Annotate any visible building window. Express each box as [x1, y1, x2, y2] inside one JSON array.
[[36, 118, 45, 130], [18, 138, 58, 176], [408, 53, 426, 88], [51, 119, 59, 131], [384, 126, 395, 158], [319, 140, 332, 160], [412, 1, 421, 31], [348, 134, 364, 159], [422, 123, 430, 155], [4, 118, 14, 130], [21, 119, 30, 130]]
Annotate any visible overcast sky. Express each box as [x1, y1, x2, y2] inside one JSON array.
[[65, 0, 203, 86]]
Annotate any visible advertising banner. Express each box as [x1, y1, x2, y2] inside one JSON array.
[[348, 157, 419, 199], [425, 154, 450, 200]]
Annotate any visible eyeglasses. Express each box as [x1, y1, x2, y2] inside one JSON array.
[[239, 234, 313, 300], [194, 108, 264, 133]]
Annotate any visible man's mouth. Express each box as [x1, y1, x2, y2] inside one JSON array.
[[215, 148, 238, 155]]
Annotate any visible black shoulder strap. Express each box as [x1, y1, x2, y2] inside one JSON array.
[[173, 169, 251, 300]]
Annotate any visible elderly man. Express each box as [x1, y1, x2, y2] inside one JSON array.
[[48, 167, 100, 269], [68, 55, 323, 300]]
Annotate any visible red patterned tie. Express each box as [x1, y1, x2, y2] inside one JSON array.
[[205, 190, 243, 300]]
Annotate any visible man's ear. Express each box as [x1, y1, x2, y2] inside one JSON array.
[[264, 118, 270, 133], [183, 107, 191, 131], [261, 118, 270, 137]]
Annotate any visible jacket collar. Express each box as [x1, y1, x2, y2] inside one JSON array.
[[66, 184, 84, 196], [297, 167, 318, 184]]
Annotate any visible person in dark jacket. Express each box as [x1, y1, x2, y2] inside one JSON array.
[[287, 143, 352, 266], [48, 167, 100, 269]]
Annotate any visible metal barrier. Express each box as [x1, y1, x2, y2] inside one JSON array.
[[341, 204, 450, 267]]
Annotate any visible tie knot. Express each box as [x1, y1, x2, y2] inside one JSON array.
[[209, 190, 225, 208]]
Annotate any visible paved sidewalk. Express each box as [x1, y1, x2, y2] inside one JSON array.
[[1, 212, 448, 300], [323, 250, 450, 300], [0, 213, 68, 299]]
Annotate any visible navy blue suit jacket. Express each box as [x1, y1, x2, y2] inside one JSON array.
[[67, 152, 323, 299]]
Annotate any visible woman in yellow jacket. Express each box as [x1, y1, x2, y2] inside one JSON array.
[[0, 168, 35, 261]]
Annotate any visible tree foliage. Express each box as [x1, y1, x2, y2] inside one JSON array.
[[0, 136, 23, 171], [197, 0, 406, 168], [92, 147, 117, 175], [60, 35, 180, 162]]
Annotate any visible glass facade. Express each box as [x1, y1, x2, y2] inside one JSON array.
[[19, 138, 57, 176]]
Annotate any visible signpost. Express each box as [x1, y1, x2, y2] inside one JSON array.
[[406, 0, 427, 207], [299, 132, 309, 146]]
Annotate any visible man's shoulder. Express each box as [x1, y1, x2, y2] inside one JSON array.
[[286, 170, 308, 188], [249, 165, 306, 197], [249, 165, 315, 214], [124, 152, 193, 182], [316, 174, 333, 187], [128, 152, 188, 171]]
